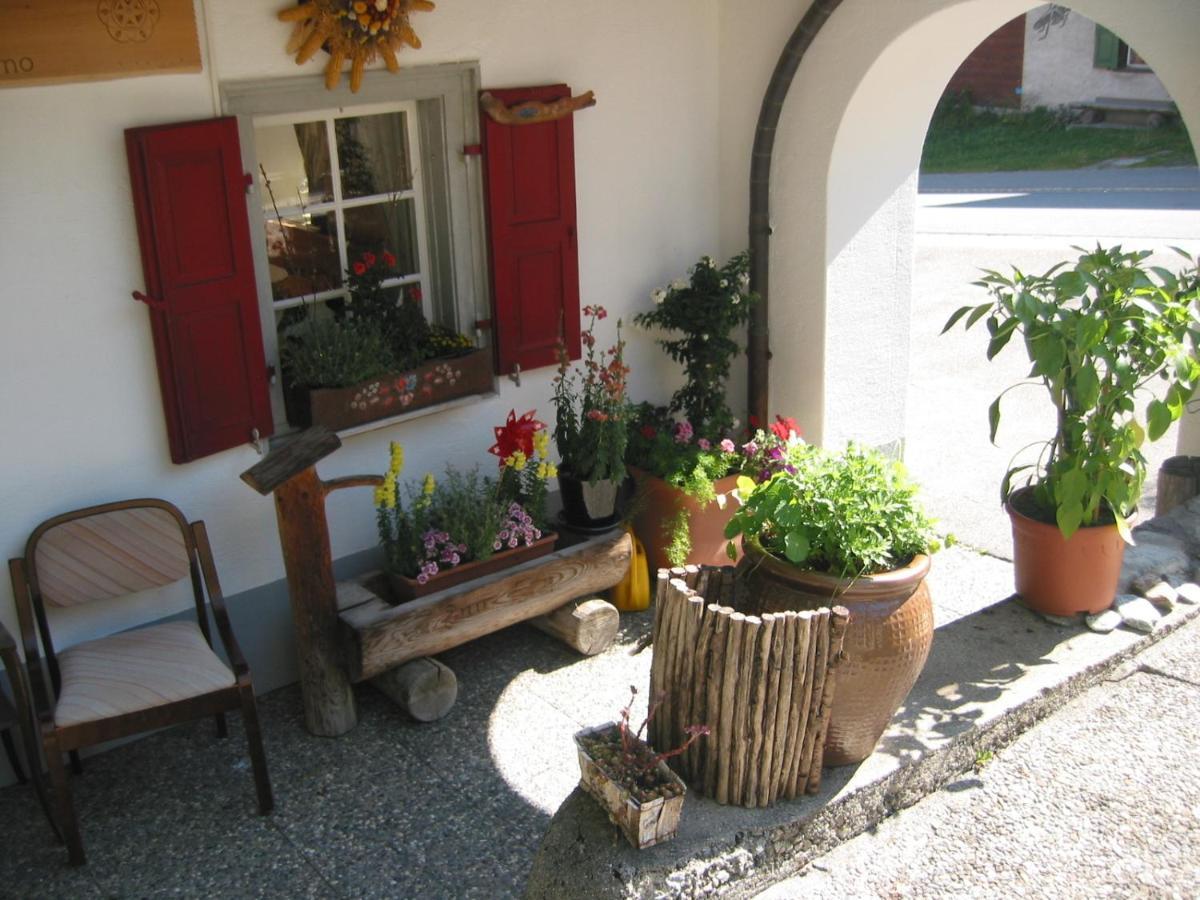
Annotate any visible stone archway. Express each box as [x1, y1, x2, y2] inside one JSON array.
[[748, 0, 1200, 451]]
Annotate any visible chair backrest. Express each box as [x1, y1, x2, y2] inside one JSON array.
[[31, 505, 191, 608]]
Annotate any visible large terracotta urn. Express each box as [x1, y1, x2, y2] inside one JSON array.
[[737, 538, 933, 766]]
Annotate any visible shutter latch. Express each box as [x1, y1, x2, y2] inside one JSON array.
[[463, 143, 483, 157], [132, 290, 167, 311]]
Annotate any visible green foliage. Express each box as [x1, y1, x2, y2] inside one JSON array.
[[634, 252, 757, 438], [725, 444, 940, 579], [345, 252, 430, 370], [281, 314, 396, 389], [944, 245, 1200, 539], [922, 98, 1197, 173], [663, 508, 693, 568], [552, 306, 630, 483]]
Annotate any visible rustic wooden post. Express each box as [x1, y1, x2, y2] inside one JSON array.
[[241, 427, 382, 737]]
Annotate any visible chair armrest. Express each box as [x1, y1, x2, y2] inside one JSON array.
[[6, 559, 55, 727], [189, 521, 251, 678]]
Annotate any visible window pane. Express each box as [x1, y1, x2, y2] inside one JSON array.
[[336, 113, 413, 199], [344, 200, 419, 275], [255, 121, 333, 211], [265, 212, 340, 302]]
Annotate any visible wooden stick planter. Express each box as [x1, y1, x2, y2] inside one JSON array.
[[648, 566, 849, 806]]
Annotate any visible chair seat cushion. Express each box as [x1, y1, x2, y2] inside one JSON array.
[[55, 621, 235, 728]]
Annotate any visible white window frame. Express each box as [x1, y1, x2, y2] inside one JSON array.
[[221, 61, 493, 436], [254, 101, 433, 319]]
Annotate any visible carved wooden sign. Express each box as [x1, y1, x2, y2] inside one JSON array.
[[0, 0, 201, 89]]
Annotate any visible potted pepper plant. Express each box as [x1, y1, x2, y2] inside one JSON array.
[[943, 245, 1200, 616], [551, 305, 632, 531], [627, 251, 761, 572], [725, 442, 942, 765], [375, 411, 558, 601]]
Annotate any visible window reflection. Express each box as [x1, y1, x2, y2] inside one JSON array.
[[336, 112, 413, 199], [264, 212, 340, 302], [255, 121, 333, 211], [344, 200, 419, 275]]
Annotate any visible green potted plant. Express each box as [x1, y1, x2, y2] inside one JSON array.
[[626, 407, 802, 574], [725, 443, 941, 765], [375, 411, 558, 601], [551, 305, 632, 531], [627, 251, 760, 571], [282, 249, 492, 430], [944, 245, 1200, 616]]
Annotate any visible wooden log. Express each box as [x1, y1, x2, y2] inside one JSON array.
[[682, 564, 701, 590], [675, 593, 706, 760], [240, 426, 340, 495], [715, 612, 745, 805], [807, 607, 851, 793], [339, 531, 631, 681], [1156, 456, 1200, 517], [784, 611, 817, 800], [370, 657, 457, 722], [730, 615, 761, 806], [766, 612, 798, 806], [685, 603, 716, 783], [270, 467, 358, 737], [649, 581, 679, 751], [479, 89, 597, 126], [757, 612, 786, 807], [702, 606, 731, 798], [797, 609, 831, 794], [744, 613, 775, 808], [529, 597, 619, 656]]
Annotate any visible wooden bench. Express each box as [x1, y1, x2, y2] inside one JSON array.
[[1073, 97, 1178, 127]]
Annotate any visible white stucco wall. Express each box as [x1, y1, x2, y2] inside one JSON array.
[[0, 0, 721, 649], [717, 0, 1199, 452], [1021, 4, 1171, 110]]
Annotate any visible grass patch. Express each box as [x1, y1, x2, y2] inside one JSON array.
[[922, 95, 1197, 173]]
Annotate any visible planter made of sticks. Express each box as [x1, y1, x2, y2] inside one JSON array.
[[649, 565, 849, 808]]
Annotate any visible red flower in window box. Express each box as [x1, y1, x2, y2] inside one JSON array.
[[353, 261, 366, 276], [769, 415, 801, 441]]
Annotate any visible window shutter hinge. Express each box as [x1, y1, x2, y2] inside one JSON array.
[[463, 143, 483, 157], [508, 362, 521, 387], [251, 428, 267, 456], [474, 318, 492, 330], [267, 364, 277, 385]]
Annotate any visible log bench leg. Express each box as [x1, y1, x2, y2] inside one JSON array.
[[530, 597, 619, 656], [371, 658, 458, 722]]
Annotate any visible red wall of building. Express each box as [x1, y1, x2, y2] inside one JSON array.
[[944, 14, 1026, 107]]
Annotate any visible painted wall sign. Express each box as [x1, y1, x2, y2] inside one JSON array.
[[0, 0, 201, 88]]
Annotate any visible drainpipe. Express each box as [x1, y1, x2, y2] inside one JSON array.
[[747, 0, 845, 426]]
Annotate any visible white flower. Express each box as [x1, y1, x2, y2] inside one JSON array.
[[701, 334, 709, 341], [720, 279, 728, 288], [651, 288, 666, 305], [739, 272, 750, 288], [671, 278, 687, 291], [732, 296, 740, 305], [702, 256, 714, 267]]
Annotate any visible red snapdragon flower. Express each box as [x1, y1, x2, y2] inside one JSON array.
[[353, 261, 366, 275], [362, 251, 377, 267], [383, 251, 397, 267]]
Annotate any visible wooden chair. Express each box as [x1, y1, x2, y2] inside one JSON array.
[[7, 499, 273, 865]]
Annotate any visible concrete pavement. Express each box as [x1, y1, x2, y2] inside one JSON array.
[[756, 613, 1200, 899]]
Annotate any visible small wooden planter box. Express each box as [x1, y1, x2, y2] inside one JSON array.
[[386, 533, 559, 601], [575, 723, 686, 849], [336, 530, 632, 682], [295, 348, 493, 431]]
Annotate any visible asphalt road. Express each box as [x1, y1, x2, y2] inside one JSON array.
[[904, 166, 1200, 558]]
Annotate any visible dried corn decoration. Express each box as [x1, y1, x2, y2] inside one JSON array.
[[278, 0, 436, 93]]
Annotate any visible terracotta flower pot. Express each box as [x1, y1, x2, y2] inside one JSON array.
[[630, 467, 742, 577], [1007, 489, 1126, 616], [737, 538, 933, 766]]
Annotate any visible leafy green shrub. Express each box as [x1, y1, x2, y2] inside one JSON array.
[[282, 315, 396, 389], [725, 444, 940, 578]]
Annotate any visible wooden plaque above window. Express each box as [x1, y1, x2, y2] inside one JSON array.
[[0, 0, 200, 89]]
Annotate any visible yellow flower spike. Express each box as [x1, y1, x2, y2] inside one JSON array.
[[546, 462, 558, 479], [532, 430, 550, 457], [423, 473, 436, 496], [537, 462, 548, 480], [511, 450, 527, 471], [373, 486, 387, 507]]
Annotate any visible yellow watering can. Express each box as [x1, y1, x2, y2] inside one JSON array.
[[611, 526, 651, 612]]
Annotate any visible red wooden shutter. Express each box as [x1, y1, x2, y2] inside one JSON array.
[[481, 84, 582, 375], [125, 116, 273, 463]]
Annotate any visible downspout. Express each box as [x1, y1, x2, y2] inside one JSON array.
[[747, 0, 845, 425]]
